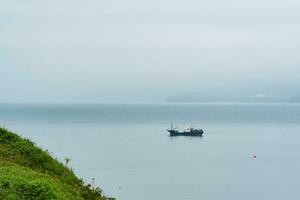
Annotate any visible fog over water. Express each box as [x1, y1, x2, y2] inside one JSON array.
[[1, 2, 300, 199], [1, 0, 300, 102]]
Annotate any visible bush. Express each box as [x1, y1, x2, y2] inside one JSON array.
[[0, 128, 109, 200]]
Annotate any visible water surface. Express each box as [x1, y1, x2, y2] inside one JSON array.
[[1, 103, 300, 200]]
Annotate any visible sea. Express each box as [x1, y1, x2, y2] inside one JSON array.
[[1, 103, 300, 200]]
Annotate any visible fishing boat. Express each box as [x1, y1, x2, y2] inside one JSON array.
[[167, 122, 203, 136]]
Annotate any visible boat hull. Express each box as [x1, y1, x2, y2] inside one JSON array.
[[167, 129, 203, 137]]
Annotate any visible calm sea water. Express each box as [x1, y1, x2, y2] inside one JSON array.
[[1, 103, 300, 200]]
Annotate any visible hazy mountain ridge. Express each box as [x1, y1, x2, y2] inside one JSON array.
[[166, 93, 300, 103]]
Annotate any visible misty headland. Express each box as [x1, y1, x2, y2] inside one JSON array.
[[166, 92, 300, 103]]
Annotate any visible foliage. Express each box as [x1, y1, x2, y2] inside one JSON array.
[[0, 127, 114, 200]]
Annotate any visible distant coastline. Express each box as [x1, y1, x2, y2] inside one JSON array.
[[165, 93, 300, 103]]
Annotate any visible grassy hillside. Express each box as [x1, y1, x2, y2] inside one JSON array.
[[0, 127, 114, 200]]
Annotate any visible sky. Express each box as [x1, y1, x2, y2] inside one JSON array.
[[1, 0, 300, 103]]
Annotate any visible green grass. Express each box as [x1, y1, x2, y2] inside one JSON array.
[[0, 127, 115, 200]]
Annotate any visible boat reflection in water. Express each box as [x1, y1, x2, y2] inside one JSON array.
[[167, 122, 204, 137]]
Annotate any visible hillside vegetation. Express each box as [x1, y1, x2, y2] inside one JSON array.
[[0, 127, 114, 200]]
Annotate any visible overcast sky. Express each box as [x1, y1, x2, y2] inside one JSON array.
[[1, 0, 300, 102]]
